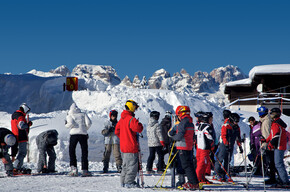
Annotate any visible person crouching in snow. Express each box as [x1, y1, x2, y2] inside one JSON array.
[[146, 111, 165, 174], [65, 103, 92, 177], [196, 112, 215, 184], [0, 128, 18, 176], [168, 106, 199, 190], [101, 110, 122, 173], [261, 108, 290, 187], [36, 129, 58, 174], [115, 100, 143, 188]]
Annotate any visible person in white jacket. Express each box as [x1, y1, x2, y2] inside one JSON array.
[[65, 103, 92, 176]]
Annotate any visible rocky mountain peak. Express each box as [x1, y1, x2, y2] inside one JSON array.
[[50, 65, 71, 76], [210, 65, 247, 84]]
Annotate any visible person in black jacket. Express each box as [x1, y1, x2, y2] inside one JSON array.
[[0, 128, 18, 176], [159, 111, 172, 168]]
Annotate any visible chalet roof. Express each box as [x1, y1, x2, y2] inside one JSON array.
[[249, 64, 290, 79], [225, 78, 252, 87]]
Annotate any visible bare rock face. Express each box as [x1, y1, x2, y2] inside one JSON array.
[[120, 75, 132, 87], [210, 65, 247, 84], [71, 64, 121, 85], [148, 69, 170, 89]]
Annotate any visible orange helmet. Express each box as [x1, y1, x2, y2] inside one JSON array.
[[175, 106, 190, 117]]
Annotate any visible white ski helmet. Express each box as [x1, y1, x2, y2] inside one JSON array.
[[20, 103, 31, 113], [4, 134, 16, 146]]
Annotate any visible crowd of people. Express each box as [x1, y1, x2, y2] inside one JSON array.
[[0, 101, 289, 190]]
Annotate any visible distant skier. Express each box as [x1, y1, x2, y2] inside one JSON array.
[[196, 112, 214, 184], [36, 129, 58, 174], [115, 100, 143, 188], [101, 110, 122, 173], [146, 111, 165, 174], [11, 103, 32, 173], [261, 108, 290, 187], [65, 103, 92, 177], [0, 128, 18, 176], [168, 106, 199, 190]]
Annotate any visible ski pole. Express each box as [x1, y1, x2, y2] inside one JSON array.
[[155, 141, 175, 187], [212, 149, 235, 184], [247, 151, 262, 184], [259, 141, 266, 192], [243, 134, 248, 190], [155, 150, 179, 188]]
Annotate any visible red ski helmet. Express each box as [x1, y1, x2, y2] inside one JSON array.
[[109, 110, 118, 118], [175, 106, 190, 118]]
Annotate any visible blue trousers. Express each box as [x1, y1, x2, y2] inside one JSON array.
[[274, 149, 289, 184]]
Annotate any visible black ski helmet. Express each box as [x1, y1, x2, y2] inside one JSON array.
[[109, 110, 118, 118], [229, 113, 240, 123], [223, 109, 231, 119], [270, 108, 281, 118], [200, 112, 213, 123], [150, 111, 160, 120], [194, 111, 205, 122]]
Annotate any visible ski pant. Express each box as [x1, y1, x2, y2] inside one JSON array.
[[196, 148, 210, 182], [13, 142, 27, 170], [265, 150, 276, 179], [37, 143, 56, 172], [102, 144, 122, 167], [120, 152, 138, 185], [146, 146, 164, 171], [69, 134, 88, 170], [274, 149, 289, 184], [179, 150, 199, 185], [215, 143, 233, 178], [2, 146, 13, 171]]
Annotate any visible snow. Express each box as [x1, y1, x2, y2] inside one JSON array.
[[225, 78, 252, 87], [0, 71, 289, 191], [249, 64, 290, 80]]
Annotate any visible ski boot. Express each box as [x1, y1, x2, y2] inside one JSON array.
[[178, 182, 200, 190], [81, 170, 92, 177], [68, 166, 78, 176], [146, 168, 155, 174], [103, 162, 109, 173], [176, 174, 185, 188]]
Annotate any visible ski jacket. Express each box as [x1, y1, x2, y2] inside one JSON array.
[[65, 103, 92, 135], [102, 119, 119, 145], [250, 122, 262, 151], [0, 128, 18, 158], [160, 116, 172, 145], [266, 118, 287, 150], [231, 124, 242, 148], [11, 110, 30, 142], [249, 121, 258, 146], [260, 114, 272, 149], [196, 122, 214, 150], [147, 117, 164, 147], [115, 110, 143, 153], [171, 115, 195, 151], [36, 129, 59, 148], [220, 118, 233, 146]]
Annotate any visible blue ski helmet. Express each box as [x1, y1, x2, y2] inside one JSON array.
[[257, 106, 268, 117]]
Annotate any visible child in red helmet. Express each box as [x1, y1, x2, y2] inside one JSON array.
[[168, 106, 199, 190]]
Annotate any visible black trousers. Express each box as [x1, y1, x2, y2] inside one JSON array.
[[69, 134, 88, 170], [265, 150, 277, 179], [146, 146, 164, 171], [179, 150, 198, 185]]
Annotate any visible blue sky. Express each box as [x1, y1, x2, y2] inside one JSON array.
[[0, 0, 290, 79]]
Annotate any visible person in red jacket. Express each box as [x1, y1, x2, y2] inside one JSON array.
[[261, 108, 289, 186], [115, 100, 143, 188], [11, 103, 32, 172], [168, 106, 199, 190]]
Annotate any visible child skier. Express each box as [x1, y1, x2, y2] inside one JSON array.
[[168, 106, 199, 190], [146, 111, 165, 174], [196, 112, 214, 184], [115, 100, 143, 188], [101, 110, 122, 173]]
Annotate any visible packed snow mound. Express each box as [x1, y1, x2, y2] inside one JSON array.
[[0, 74, 73, 114]]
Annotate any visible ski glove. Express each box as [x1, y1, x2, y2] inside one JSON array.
[[239, 146, 243, 154], [267, 142, 274, 150], [160, 141, 165, 147], [28, 121, 33, 127]]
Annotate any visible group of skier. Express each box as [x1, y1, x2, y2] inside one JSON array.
[[0, 100, 289, 190]]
